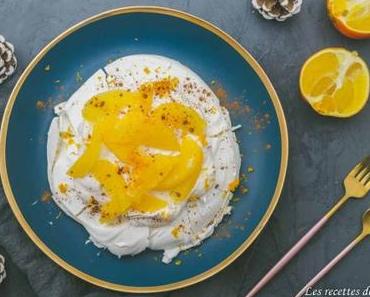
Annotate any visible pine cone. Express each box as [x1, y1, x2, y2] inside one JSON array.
[[252, 0, 302, 21], [0, 35, 17, 85], [0, 254, 5, 285]]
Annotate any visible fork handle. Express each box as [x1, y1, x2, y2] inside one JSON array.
[[245, 215, 329, 297], [245, 195, 348, 297], [295, 234, 364, 297]]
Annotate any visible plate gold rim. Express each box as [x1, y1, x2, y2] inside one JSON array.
[[0, 6, 289, 293]]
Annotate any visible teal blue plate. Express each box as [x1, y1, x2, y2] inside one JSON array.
[[0, 7, 288, 293]]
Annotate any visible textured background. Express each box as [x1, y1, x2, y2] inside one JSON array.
[[1, 1, 370, 296]]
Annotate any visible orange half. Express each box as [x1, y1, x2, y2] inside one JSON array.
[[328, 0, 370, 39], [300, 48, 369, 117]]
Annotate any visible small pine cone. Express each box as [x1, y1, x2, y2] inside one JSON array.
[[0, 254, 5, 285], [252, 0, 302, 21], [0, 35, 17, 85]]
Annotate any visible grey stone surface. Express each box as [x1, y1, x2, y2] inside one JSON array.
[[1, 0, 370, 296]]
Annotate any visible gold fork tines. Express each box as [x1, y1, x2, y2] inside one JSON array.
[[343, 155, 370, 199], [325, 156, 370, 219], [358, 156, 370, 182]]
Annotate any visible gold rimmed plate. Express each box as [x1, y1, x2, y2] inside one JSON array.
[[0, 6, 288, 292]]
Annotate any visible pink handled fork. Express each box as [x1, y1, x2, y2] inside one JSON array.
[[246, 156, 370, 297], [295, 209, 370, 297]]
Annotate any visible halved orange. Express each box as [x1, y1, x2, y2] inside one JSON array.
[[300, 48, 369, 117], [328, 0, 370, 39]]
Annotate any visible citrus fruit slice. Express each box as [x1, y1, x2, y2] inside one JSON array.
[[300, 48, 369, 117], [328, 0, 370, 39], [155, 136, 203, 191]]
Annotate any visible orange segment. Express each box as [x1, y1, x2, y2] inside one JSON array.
[[170, 165, 202, 202], [130, 153, 180, 194], [140, 118, 180, 151], [131, 193, 168, 213], [152, 102, 206, 143], [90, 160, 133, 223], [67, 131, 101, 178], [103, 111, 179, 151], [300, 48, 369, 117], [104, 142, 135, 164], [83, 90, 152, 122], [156, 136, 203, 191], [328, 0, 370, 39], [102, 110, 146, 144]]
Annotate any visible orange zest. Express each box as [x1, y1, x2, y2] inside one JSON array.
[[228, 178, 240, 192]]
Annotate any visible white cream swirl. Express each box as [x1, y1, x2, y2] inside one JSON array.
[[47, 55, 241, 263]]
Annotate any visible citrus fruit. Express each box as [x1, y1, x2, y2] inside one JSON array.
[[300, 48, 369, 117], [328, 0, 370, 39]]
